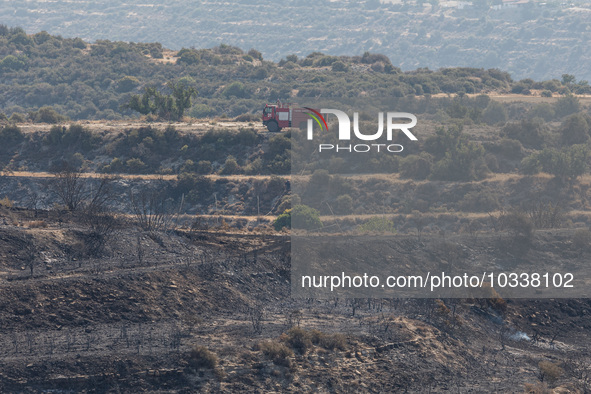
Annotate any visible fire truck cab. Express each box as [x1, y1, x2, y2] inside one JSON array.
[[262, 101, 310, 132]]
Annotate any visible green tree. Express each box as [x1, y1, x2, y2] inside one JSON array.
[[123, 80, 197, 121], [431, 141, 487, 181], [291, 204, 322, 230], [522, 145, 589, 181], [482, 101, 507, 125], [177, 49, 200, 65], [248, 48, 263, 60], [425, 125, 488, 181], [0, 55, 26, 71], [501, 119, 547, 149], [115, 76, 140, 93], [399, 153, 433, 180], [331, 61, 349, 72], [554, 95, 581, 118], [560, 113, 590, 145], [561, 74, 576, 85]]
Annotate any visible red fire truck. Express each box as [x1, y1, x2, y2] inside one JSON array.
[[262, 101, 315, 132]]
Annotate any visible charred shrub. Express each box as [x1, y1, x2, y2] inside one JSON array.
[[258, 340, 293, 367], [189, 346, 218, 369], [281, 327, 348, 355]]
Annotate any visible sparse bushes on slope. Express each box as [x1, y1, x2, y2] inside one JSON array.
[[280, 327, 347, 355]]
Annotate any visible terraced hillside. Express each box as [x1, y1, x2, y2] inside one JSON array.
[[1, 206, 591, 392]]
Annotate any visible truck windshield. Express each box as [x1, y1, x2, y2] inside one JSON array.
[[264, 107, 273, 115]]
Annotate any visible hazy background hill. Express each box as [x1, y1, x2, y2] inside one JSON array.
[[2, 0, 591, 82]]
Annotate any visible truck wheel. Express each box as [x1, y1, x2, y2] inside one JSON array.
[[267, 120, 280, 132]]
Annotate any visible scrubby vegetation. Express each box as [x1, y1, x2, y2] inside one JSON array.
[[0, 27, 589, 121], [6, 1, 591, 83]]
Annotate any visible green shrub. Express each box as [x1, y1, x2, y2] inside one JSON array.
[[0, 124, 24, 144], [196, 160, 213, 174], [8, 112, 26, 123], [554, 95, 580, 118], [560, 113, 590, 145], [177, 48, 200, 65], [126, 158, 146, 173], [529, 103, 555, 121], [313, 55, 339, 67], [189, 103, 215, 118], [31, 106, 68, 124], [0, 55, 26, 71], [501, 119, 547, 149], [180, 159, 195, 173], [291, 204, 322, 230], [331, 61, 349, 72], [523, 145, 589, 180], [222, 81, 249, 98], [399, 153, 433, 180], [359, 217, 396, 233], [220, 155, 240, 174], [248, 48, 263, 60], [334, 194, 353, 215], [430, 141, 487, 181], [520, 154, 542, 175], [494, 138, 523, 159], [309, 169, 330, 186], [115, 76, 140, 93], [101, 157, 125, 173], [482, 101, 507, 125], [276, 195, 295, 214], [273, 208, 291, 231]]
